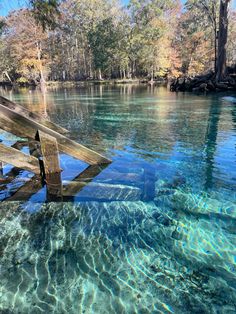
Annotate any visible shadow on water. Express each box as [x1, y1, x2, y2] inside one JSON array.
[[204, 97, 222, 190], [232, 102, 236, 131]]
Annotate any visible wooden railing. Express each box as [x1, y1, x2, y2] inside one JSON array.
[[0, 95, 111, 201]]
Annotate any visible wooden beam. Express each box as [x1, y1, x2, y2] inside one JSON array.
[[0, 143, 40, 174], [36, 130, 62, 200], [62, 165, 141, 202], [0, 139, 42, 202], [11, 140, 28, 150], [0, 141, 29, 186], [0, 104, 111, 165], [63, 164, 107, 197], [0, 95, 68, 135], [0, 141, 33, 184], [0, 161, 3, 176], [3, 175, 43, 201], [70, 164, 108, 182], [0, 166, 22, 187]]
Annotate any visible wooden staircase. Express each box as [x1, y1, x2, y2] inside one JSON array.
[[0, 95, 111, 201]]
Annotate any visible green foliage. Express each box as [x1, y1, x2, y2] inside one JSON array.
[[0, 0, 234, 82], [30, 0, 60, 30], [127, 0, 178, 77], [88, 18, 118, 74]]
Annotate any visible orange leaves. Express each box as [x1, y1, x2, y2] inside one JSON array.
[[6, 9, 48, 84]]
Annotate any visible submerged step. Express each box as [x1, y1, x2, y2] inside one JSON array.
[[95, 171, 142, 184], [63, 182, 142, 201]]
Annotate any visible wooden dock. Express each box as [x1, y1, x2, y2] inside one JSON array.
[[0, 95, 111, 201]]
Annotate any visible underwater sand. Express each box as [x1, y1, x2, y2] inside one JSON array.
[[0, 85, 236, 313]]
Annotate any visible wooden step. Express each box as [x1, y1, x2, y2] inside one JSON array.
[[96, 170, 142, 184], [3, 175, 43, 201], [63, 182, 142, 201]]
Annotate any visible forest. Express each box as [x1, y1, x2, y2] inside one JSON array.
[[0, 0, 236, 85]]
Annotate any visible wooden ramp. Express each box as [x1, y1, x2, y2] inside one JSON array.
[[0, 96, 111, 201]]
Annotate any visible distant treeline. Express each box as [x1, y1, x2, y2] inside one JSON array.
[[0, 0, 236, 85]]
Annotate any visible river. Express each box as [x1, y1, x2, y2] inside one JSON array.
[[0, 84, 235, 313]]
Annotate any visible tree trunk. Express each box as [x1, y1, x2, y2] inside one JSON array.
[[212, 2, 218, 74], [123, 70, 126, 79], [214, 27, 217, 73], [98, 68, 103, 80], [216, 0, 231, 82], [37, 41, 46, 91], [3, 71, 12, 82], [150, 67, 154, 82]]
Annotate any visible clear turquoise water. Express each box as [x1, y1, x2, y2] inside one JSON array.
[[0, 85, 236, 313]]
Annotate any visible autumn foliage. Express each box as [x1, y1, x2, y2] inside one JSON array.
[[0, 0, 235, 84]]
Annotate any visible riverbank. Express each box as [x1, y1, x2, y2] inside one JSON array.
[[0, 78, 167, 89], [170, 72, 236, 93], [47, 79, 143, 88]]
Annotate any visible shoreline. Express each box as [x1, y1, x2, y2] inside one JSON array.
[[170, 72, 236, 93], [0, 79, 167, 89]]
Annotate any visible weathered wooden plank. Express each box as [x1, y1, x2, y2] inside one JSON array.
[[0, 140, 42, 202], [0, 141, 31, 184], [0, 168, 22, 187], [0, 140, 29, 185], [0, 104, 111, 165], [37, 130, 62, 200], [11, 140, 28, 150], [0, 161, 3, 176], [4, 175, 43, 201], [71, 164, 108, 182], [0, 143, 40, 174], [62, 165, 107, 197], [0, 95, 68, 135], [63, 181, 87, 197], [37, 130, 61, 175]]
